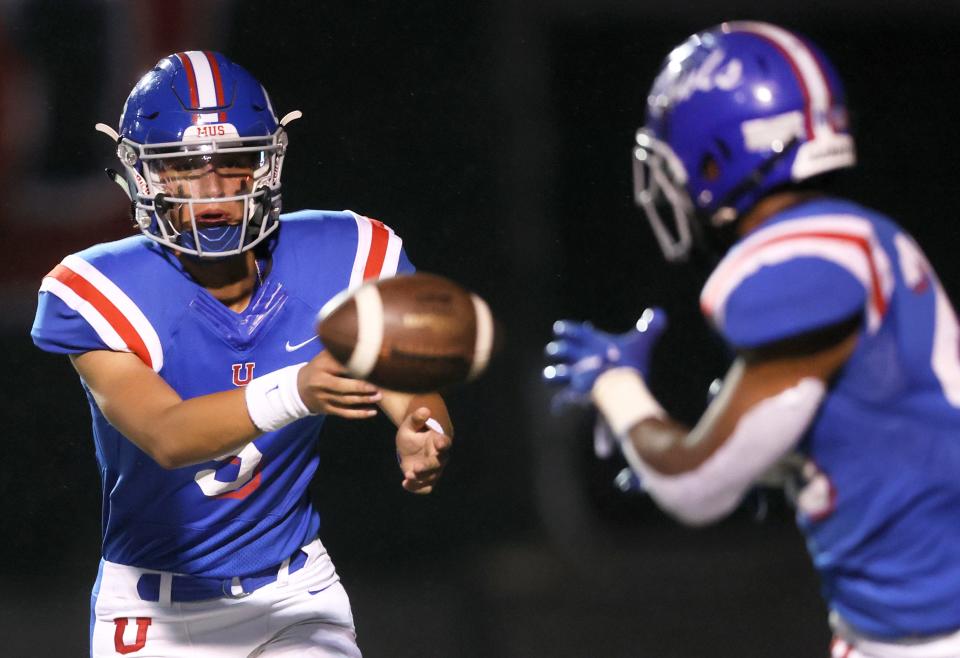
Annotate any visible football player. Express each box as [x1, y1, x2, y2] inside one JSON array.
[[544, 21, 960, 656], [31, 52, 452, 657]]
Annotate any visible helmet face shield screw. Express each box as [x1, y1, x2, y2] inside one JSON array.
[[118, 144, 138, 167]]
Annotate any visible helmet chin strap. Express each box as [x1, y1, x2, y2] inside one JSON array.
[[244, 191, 270, 242]]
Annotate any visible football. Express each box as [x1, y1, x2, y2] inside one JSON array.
[[316, 273, 496, 392]]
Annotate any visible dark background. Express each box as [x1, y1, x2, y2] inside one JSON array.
[[3, 1, 960, 656]]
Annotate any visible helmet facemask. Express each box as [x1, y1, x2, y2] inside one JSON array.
[[632, 129, 696, 262], [117, 128, 288, 258]]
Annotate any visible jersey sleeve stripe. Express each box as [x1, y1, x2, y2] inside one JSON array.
[[362, 219, 390, 281], [348, 211, 374, 289], [347, 211, 402, 287], [43, 264, 154, 369], [381, 230, 403, 277], [39, 277, 129, 353], [57, 255, 164, 370], [701, 218, 893, 333]]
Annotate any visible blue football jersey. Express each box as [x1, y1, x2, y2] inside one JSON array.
[[31, 210, 413, 578], [701, 198, 960, 637]]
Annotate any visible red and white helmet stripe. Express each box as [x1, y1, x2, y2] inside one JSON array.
[[175, 51, 228, 123], [728, 21, 833, 141]]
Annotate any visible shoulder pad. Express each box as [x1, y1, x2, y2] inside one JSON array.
[[701, 214, 893, 348]]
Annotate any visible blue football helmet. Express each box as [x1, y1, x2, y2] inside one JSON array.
[[633, 21, 856, 261], [98, 51, 300, 257]]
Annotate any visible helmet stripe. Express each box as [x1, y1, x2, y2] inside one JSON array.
[[203, 51, 228, 122], [803, 39, 835, 112], [756, 36, 814, 139], [184, 51, 220, 123], [730, 22, 832, 141], [175, 52, 200, 110]]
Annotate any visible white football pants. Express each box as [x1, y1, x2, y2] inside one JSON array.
[[90, 538, 361, 657]]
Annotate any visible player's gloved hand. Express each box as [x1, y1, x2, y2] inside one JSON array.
[[542, 307, 667, 411], [396, 407, 451, 495]]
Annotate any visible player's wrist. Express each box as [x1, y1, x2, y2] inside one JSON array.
[[244, 363, 315, 432], [592, 366, 665, 436]]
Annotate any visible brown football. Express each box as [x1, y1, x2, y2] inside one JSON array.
[[316, 273, 496, 393]]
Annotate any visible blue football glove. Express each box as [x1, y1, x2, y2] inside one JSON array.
[[542, 307, 667, 411]]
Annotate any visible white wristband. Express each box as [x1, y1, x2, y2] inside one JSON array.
[[591, 367, 665, 436], [244, 363, 313, 432]]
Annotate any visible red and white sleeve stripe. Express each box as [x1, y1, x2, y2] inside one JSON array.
[[830, 637, 859, 658], [39, 255, 164, 372], [700, 216, 894, 334], [347, 211, 404, 290]]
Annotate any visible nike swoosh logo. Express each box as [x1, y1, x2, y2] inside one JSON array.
[[285, 335, 319, 352]]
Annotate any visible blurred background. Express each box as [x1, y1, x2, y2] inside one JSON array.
[[3, 0, 960, 655]]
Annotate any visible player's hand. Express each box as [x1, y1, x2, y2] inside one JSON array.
[[543, 307, 667, 411], [297, 350, 382, 419], [396, 406, 451, 494]]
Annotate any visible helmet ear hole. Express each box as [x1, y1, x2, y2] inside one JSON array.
[[700, 154, 721, 182]]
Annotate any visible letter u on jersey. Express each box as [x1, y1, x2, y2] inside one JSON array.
[[232, 362, 255, 386]]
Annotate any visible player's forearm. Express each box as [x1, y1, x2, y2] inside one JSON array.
[[614, 414, 756, 526], [149, 363, 316, 468], [607, 370, 826, 526], [73, 351, 261, 469], [591, 367, 703, 475], [145, 388, 260, 469], [625, 418, 700, 474], [593, 363, 740, 476]]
